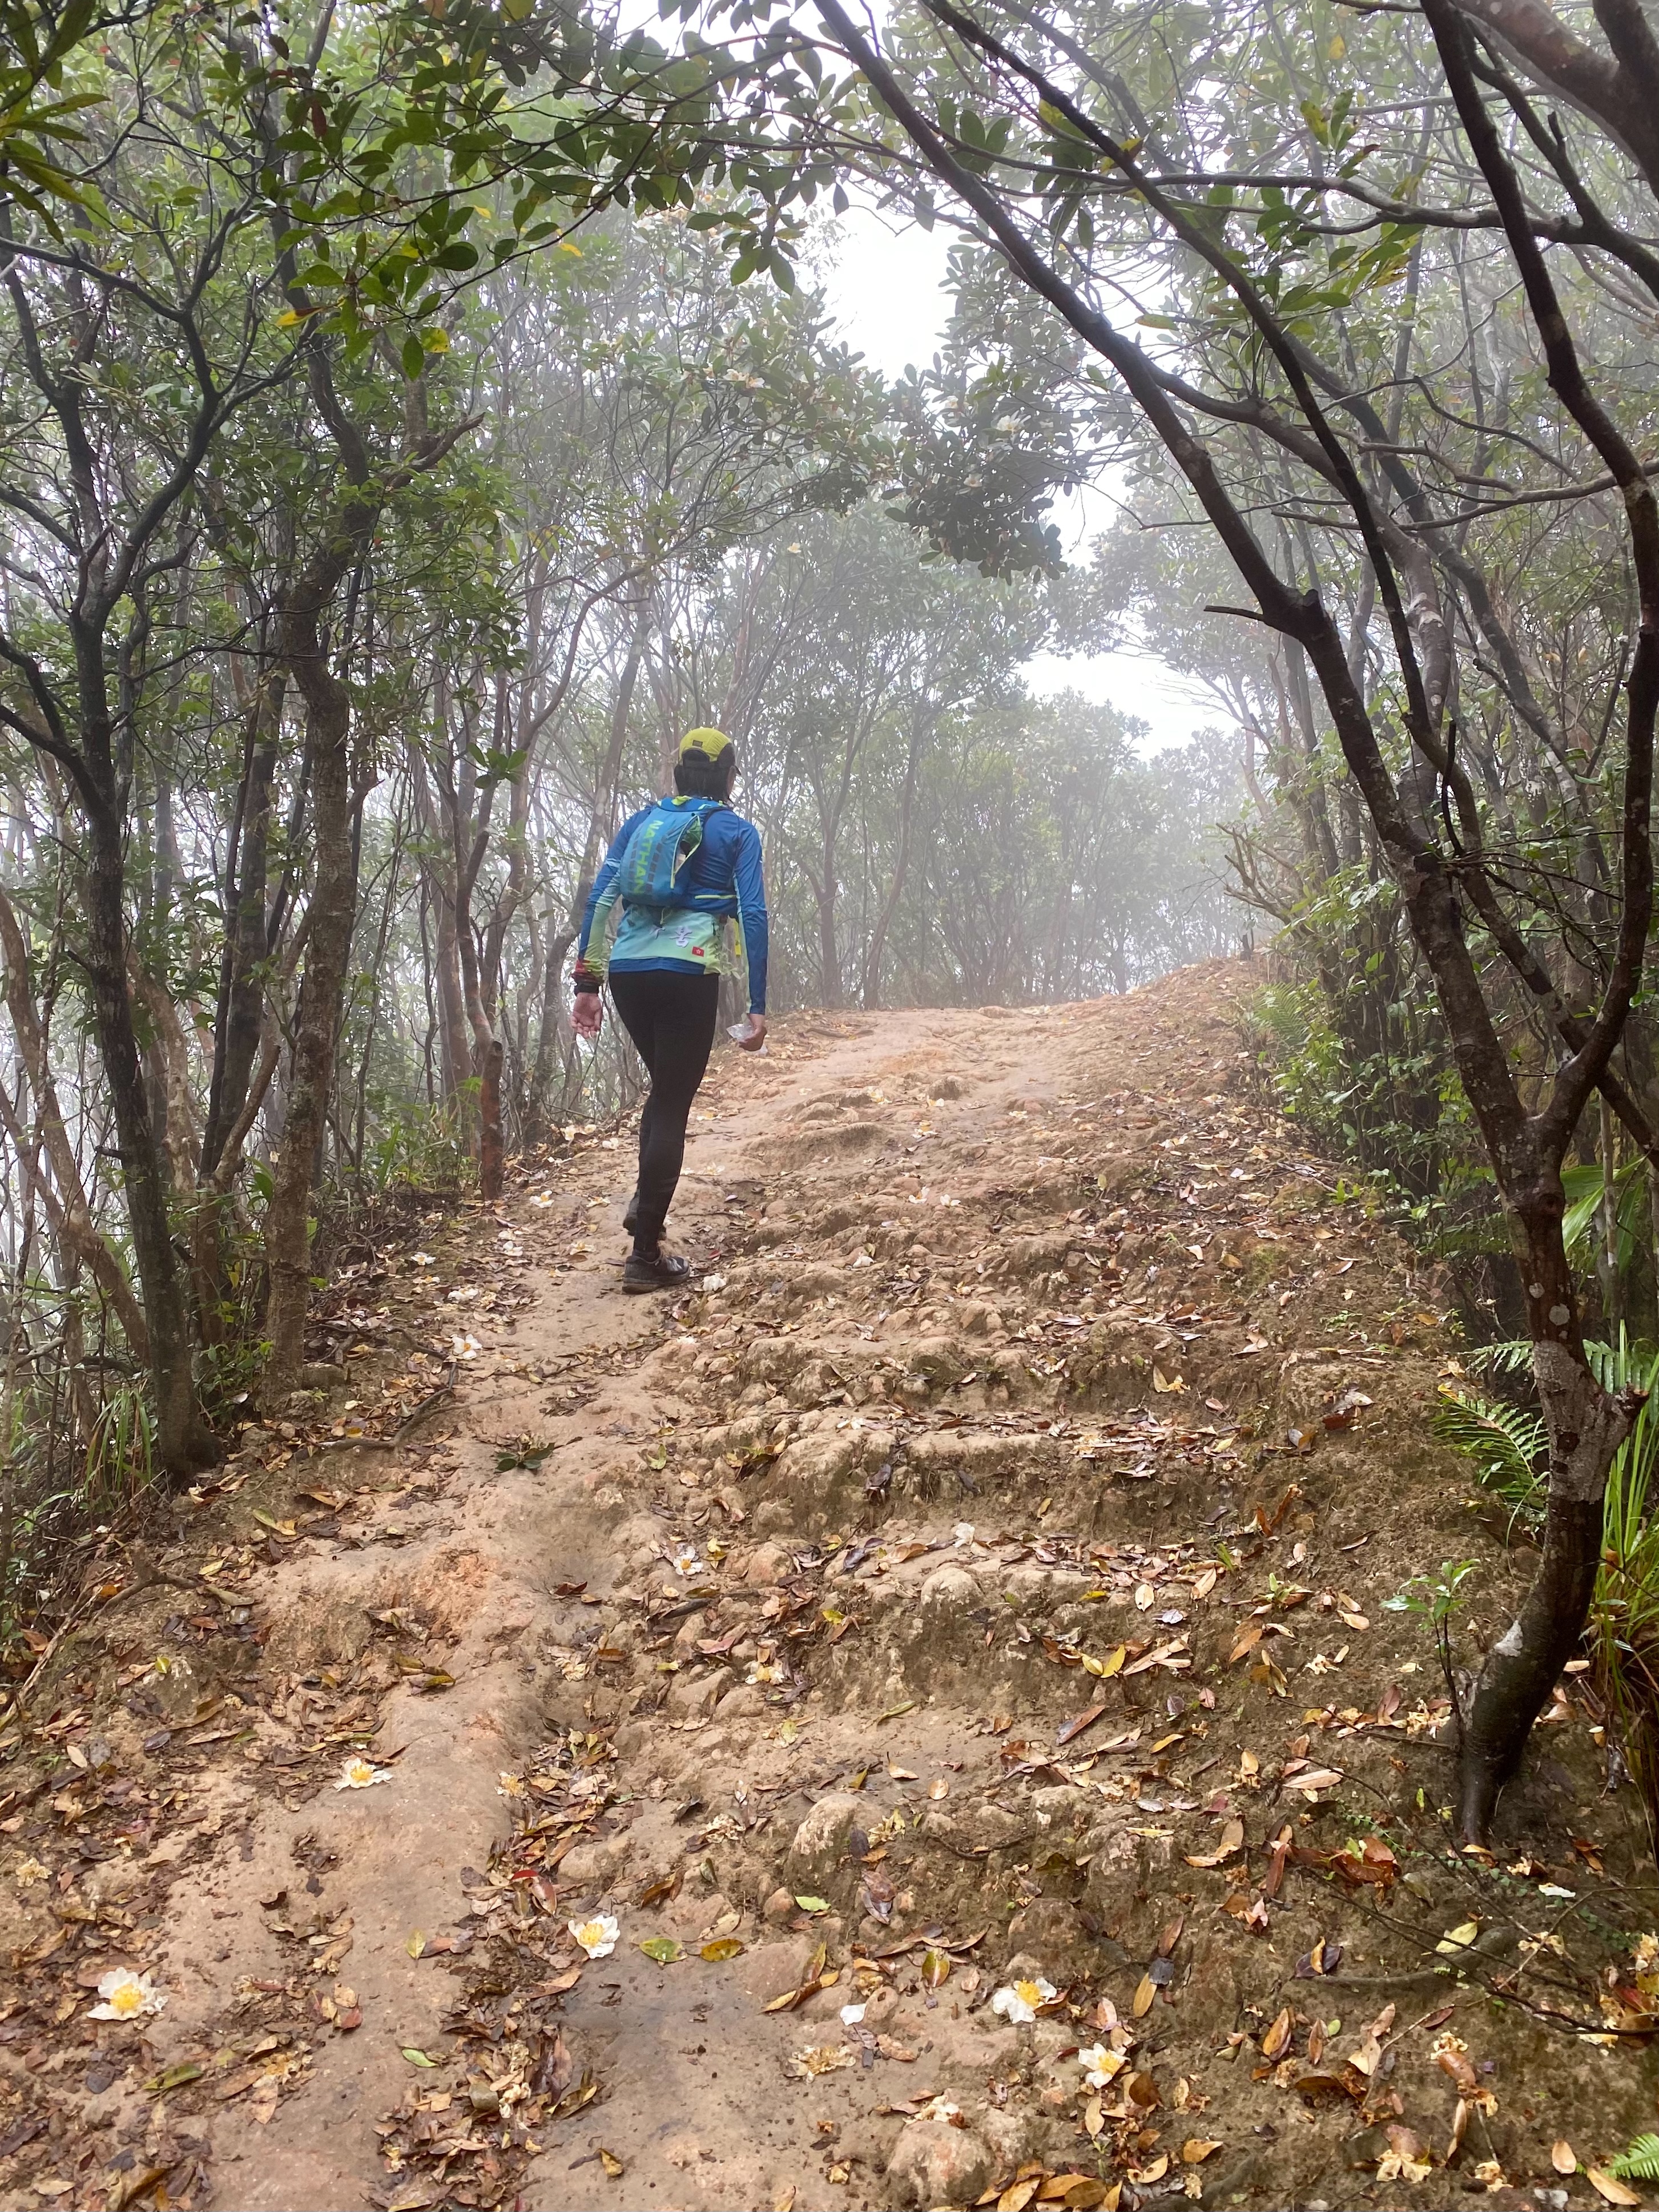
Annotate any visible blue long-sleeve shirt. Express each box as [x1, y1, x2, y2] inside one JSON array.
[[576, 800, 771, 1013]]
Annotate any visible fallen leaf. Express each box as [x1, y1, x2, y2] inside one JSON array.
[[1056, 1701, 1110, 1747], [1261, 2005, 1294, 2061], [1436, 1920, 1480, 1956], [1589, 2171, 1642, 2207], [141, 2062, 203, 2096], [1294, 2070, 1356, 2102], [638, 1937, 682, 1965], [700, 1937, 744, 1962], [1131, 1972, 1157, 2018], [598, 2149, 624, 2180], [1185, 1818, 1245, 1868], [401, 2047, 438, 2068], [1182, 2139, 1221, 2163], [1288, 1766, 1343, 1796], [1552, 2142, 1577, 2177]]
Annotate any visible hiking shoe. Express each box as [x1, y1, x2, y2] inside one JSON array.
[[622, 1249, 693, 1295]]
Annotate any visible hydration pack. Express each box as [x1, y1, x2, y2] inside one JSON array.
[[616, 796, 725, 910]]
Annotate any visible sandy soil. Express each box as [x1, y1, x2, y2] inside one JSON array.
[[2, 961, 1657, 2212]]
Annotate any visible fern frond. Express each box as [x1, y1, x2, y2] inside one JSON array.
[[1609, 2133, 1659, 2182], [1431, 1389, 1546, 1509], [1464, 1338, 1535, 1378]]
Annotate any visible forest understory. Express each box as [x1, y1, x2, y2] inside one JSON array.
[[0, 958, 1655, 2212]]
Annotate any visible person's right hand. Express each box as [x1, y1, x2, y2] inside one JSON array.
[[573, 992, 603, 1040], [737, 1014, 768, 1052]]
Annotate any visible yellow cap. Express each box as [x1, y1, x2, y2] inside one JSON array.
[[679, 726, 732, 762]]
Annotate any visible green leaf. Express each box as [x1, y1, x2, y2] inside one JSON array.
[[792, 1894, 830, 1914], [143, 2061, 204, 2095], [1431, 1389, 1545, 1513], [1610, 2135, 1659, 2183], [401, 2047, 440, 2066], [638, 1936, 683, 1964]]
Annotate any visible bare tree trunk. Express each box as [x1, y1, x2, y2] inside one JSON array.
[[264, 650, 357, 1393], [81, 754, 214, 1472], [202, 659, 284, 1176], [528, 609, 649, 1133], [0, 884, 150, 1360], [861, 716, 927, 1008]]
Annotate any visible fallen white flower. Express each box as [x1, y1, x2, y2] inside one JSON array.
[[335, 1756, 392, 1790], [1077, 2040, 1122, 2088], [88, 1968, 167, 2021], [991, 1976, 1057, 2025], [569, 1914, 619, 1959]]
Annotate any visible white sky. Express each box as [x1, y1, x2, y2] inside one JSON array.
[[819, 200, 1213, 754]]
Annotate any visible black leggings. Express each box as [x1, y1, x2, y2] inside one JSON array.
[[609, 970, 720, 1251]]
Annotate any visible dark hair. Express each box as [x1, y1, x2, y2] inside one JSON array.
[[674, 749, 736, 799]]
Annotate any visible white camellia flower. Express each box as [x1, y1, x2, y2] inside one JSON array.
[[88, 1968, 167, 2021], [1078, 2041, 1123, 2088], [450, 1332, 482, 1360], [569, 1915, 619, 1959], [335, 1756, 392, 1790], [671, 1546, 702, 1577], [990, 1976, 1057, 2025]]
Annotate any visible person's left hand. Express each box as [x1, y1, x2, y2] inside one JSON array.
[[573, 992, 603, 1040]]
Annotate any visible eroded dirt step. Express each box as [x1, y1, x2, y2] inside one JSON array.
[[3, 975, 1658, 2212]]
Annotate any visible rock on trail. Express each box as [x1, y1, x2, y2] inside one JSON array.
[[2, 960, 1656, 2212]]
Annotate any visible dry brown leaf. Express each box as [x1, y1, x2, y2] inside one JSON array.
[[1131, 1972, 1157, 2018], [1589, 2171, 1642, 2207], [1182, 2140, 1221, 2164], [1552, 2141, 1577, 2177], [1185, 1817, 1245, 1868], [1261, 2005, 1294, 2061], [1290, 1766, 1344, 1796]]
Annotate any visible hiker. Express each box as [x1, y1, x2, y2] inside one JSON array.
[[571, 728, 769, 1293]]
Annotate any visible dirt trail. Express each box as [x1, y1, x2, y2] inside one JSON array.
[[3, 961, 1658, 2212]]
